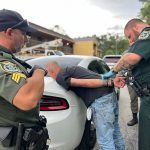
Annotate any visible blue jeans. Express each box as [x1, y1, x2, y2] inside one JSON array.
[[91, 91, 125, 150]]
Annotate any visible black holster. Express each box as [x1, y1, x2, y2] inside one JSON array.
[[16, 123, 24, 150], [126, 75, 143, 97], [0, 126, 17, 147], [141, 84, 150, 96], [0, 116, 50, 150], [23, 127, 49, 150], [22, 115, 49, 150]]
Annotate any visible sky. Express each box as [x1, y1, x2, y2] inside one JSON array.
[[0, 0, 143, 38]]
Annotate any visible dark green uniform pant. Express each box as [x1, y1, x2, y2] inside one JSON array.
[[139, 96, 150, 150], [127, 85, 138, 113]]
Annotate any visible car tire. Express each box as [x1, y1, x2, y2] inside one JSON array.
[[75, 120, 96, 150]]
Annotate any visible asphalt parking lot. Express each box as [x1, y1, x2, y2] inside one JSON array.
[[93, 86, 138, 150]]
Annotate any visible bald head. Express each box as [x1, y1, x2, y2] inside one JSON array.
[[124, 18, 149, 45], [124, 18, 144, 31], [46, 61, 61, 79]]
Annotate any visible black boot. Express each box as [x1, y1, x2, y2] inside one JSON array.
[[127, 113, 138, 126]]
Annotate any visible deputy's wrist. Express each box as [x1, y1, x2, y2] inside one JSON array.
[[33, 65, 48, 76], [112, 68, 117, 74], [36, 68, 48, 76]]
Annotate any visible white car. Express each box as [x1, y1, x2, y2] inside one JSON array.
[[45, 50, 64, 56], [26, 55, 110, 150], [102, 55, 121, 69]]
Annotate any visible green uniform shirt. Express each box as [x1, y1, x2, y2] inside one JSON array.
[[128, 27, 150, 84], [0, 45, 39, 127]]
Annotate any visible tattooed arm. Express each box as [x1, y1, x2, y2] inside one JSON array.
[[113, 53, 142, 73]]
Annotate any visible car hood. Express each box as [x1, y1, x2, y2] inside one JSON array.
[[44, 77, 86, 107]]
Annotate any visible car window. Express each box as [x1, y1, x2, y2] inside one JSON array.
[[88, 60, 110, 74], [46, 51, 55, 55]]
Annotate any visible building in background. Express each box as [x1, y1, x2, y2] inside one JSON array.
[[20, 22, 74, 55], [20, 23, 102, 57], [73, 37, 101, 57]]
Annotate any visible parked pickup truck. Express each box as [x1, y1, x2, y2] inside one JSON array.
[[102, 55, 121, 69]]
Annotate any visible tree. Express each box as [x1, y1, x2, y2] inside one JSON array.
[[97, 34, 129, 57], [140, 0, 150, 23]]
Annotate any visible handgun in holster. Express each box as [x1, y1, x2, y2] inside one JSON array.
[[120, 70, 143, 97], [128, 76, 143, 97], [23, 127, 49, 150], [142, 84, 150, 96]]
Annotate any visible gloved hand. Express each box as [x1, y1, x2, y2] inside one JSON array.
[[101, 70, 117, 79]]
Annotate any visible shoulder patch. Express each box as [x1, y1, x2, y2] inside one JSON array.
[[12, 72, 26, 83], [0, 61, 21, 73], [138, 31, 150, 40]]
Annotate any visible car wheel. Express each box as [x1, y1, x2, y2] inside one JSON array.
[[75, 120, 96, 150]]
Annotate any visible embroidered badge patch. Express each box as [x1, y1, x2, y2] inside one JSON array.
[[138, 31, 150, 40], [0, 61, 21, 73], [12, 72, 26, 83]]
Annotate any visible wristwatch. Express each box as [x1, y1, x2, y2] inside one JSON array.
[[37, 67, 48, 76], [31, 65, 48, 76]]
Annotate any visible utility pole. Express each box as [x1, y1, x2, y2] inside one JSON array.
[[115, 34, 118, 55]]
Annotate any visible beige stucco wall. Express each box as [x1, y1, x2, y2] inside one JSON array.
[[73, 41, 97, 56]]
